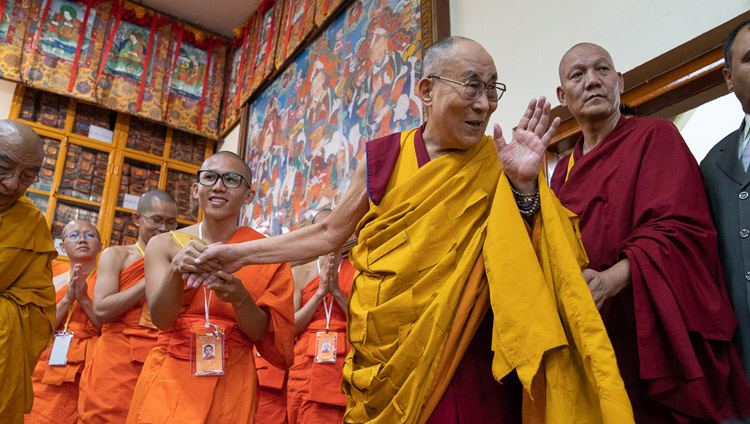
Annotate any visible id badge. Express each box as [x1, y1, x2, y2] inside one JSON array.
[[315, 331, 337, 363], [138, 301, 158, 329], [48, 331, 74, 366], [191, 325, 224, 376]]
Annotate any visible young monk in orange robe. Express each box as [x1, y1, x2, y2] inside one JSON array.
[[78, 190, 178, 423], [127, 152, 294, 424], [287, 247, 355, 424], [26, 220, 102, 424]]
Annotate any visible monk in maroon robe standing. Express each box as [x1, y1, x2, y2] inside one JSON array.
[[550, 42, 750, 423]]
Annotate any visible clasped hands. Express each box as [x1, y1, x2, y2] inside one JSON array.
[[172, 240, 251, 306], [63, 263, 93, 304]]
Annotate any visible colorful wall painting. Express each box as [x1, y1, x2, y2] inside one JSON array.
[[0, 0, 35, 80], [241, 0, 422, 236]]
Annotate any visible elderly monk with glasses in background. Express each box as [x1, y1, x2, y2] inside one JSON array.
[[0, 120, 58, 424]]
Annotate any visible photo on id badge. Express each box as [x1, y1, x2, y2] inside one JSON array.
[[192, 325, 224, 376]]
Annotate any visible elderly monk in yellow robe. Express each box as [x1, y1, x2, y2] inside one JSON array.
[[78, 190, 178, 423], [192, 37, 634, 423], [26, 220, 102, 423], [0, 120, 57, 424]]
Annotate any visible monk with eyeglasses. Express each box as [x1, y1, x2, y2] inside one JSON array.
[[0, 120, 58, 423], [27, 220, 102, 423], [191, 37, 634, 423], [126, 152, 294, 424], [78, 190, 178, 423]]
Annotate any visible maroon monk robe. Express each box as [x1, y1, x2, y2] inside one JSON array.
[[366, 124, 522, 424], [551, 115, 750, 423]]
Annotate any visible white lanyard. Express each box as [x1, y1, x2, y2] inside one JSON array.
[[317, 258, 342, 333], [199, 222, 212, 328]]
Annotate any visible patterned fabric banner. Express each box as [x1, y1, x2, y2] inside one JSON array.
[[0, 0, 37, 80], [94, 2, 174, 122], [241, 0, 422, 235], [23, 0, 114, 102], [164, 25, 227, 139], [220, 23, 251, 134], [247, 0, 282, 95], [273, 0, 314, 69]]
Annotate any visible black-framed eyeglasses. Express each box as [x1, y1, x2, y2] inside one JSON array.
[[64, 232, 99, 240], [0, 168, 39, 185], [197, 170, 251, 189], [138, 214, 178, 229], [428, 74, 507, 102]]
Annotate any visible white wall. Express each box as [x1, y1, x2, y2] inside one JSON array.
[[218, 123, 240, 154], [0, 79, 16, 119], [451, 0, 750, 137]]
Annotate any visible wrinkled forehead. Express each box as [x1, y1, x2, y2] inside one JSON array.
[[0, 139, 43, 167], [440, 42, 498, 81], [560, 44, 615, 72]]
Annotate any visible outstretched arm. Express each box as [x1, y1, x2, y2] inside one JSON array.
[[494, 97, 561, 194], [191, 160, 370, 287]]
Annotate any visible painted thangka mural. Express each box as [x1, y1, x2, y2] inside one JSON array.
[[23, 0, 114, 102], [241, 0, 422, 235], [0, 0, 37, 80]]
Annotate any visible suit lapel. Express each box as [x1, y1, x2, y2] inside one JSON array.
[[717, 121, 748, 186]]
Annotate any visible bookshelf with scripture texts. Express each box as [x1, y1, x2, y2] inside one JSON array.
[[12, 85, 214, 258]]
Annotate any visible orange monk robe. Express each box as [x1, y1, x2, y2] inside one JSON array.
[[0, 197, 57, 423], [78, 257, 158, 424], [26, 270, 100, 424], [127, 227, 295, 424], [52, 260, 70, 277], [288, 258, 355, 424], [255, 347, 289, 424]]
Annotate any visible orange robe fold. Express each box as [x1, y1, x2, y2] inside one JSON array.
[[288, 258, 355, 424], [127, 227, 295, 424], [255, 347, 289, 424], [26, 270, 100, 424], [0, 197, 57, 424], [78, 257, 157, 424], [52, 260, 70, 277]]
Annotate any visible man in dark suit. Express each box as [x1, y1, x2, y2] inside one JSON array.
[[701, 19, 750, 386]]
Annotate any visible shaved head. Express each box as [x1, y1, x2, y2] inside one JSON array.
[[0, 119, 43, 155], [60, 219, 101, 262], [558, 42, 616, 83], [62, 219, 100, 239], [137, 189, 177, 214], [203, 151, 252, 185], [422, 36, 475, 77], [0, 120, 45, 208]]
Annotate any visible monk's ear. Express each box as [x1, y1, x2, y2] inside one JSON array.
[[724, 67, 734, 92], [556, 86, 566, 106], [132, 212, 141, 228], [616, 72, 624, 94], [244, 188, 255, 205], [191, 182, 199, 200], [417, 77, 433, 106]]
